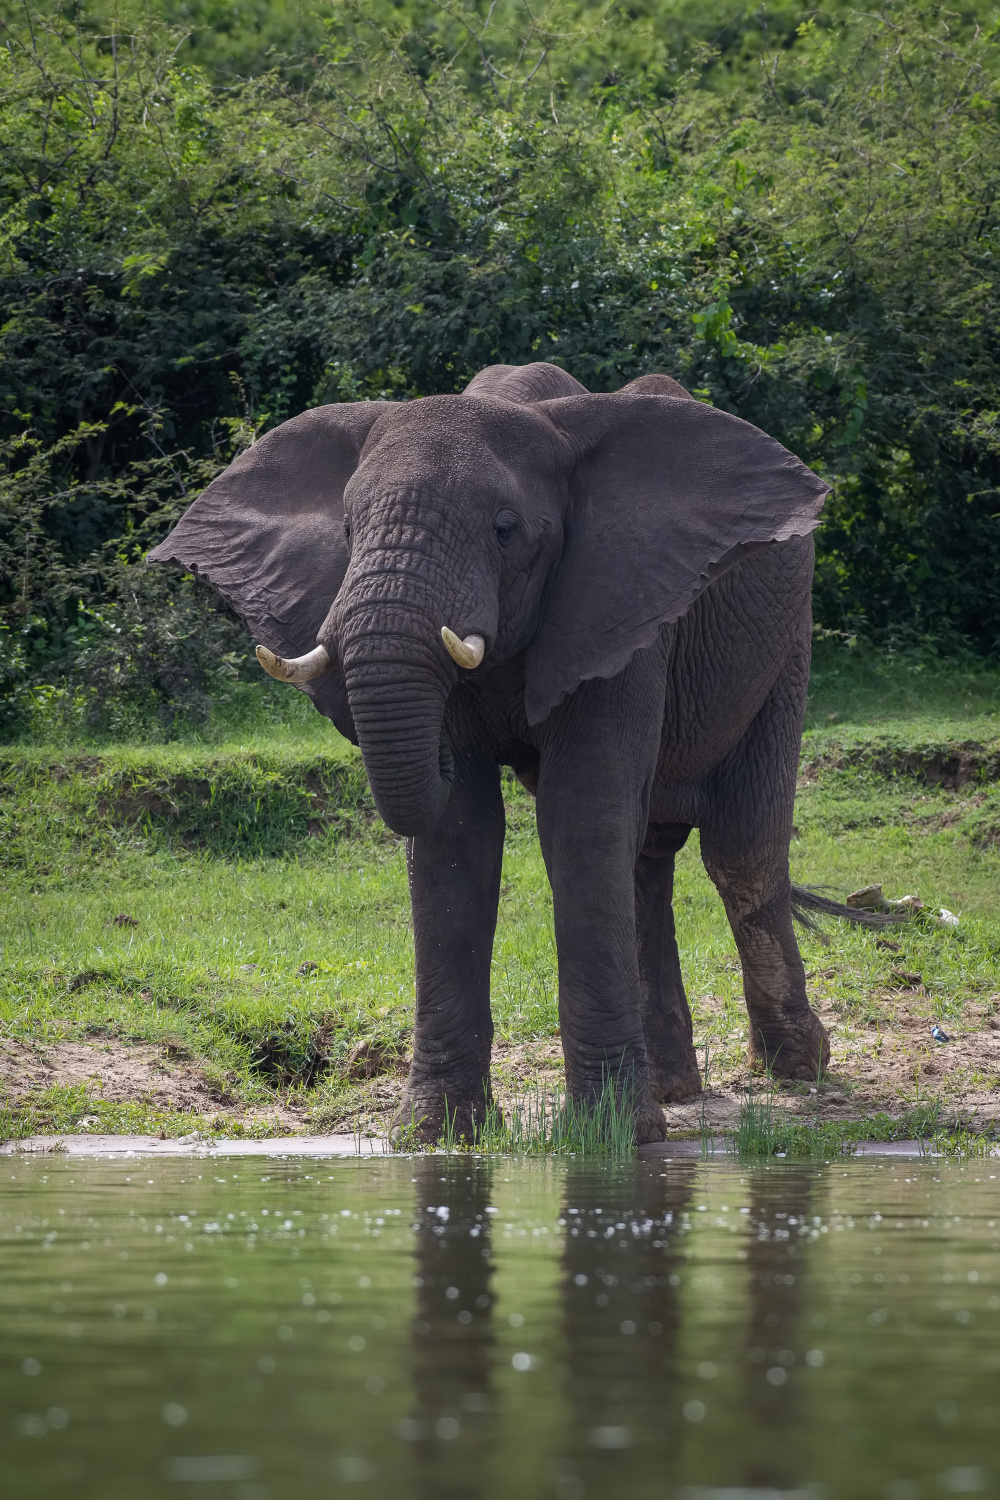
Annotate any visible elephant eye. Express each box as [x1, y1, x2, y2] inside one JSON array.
[[343, 516, 352, 542], [493, 511, 518, 546]]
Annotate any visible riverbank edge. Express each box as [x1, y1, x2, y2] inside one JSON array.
[[0, 1134, 952, 1159]]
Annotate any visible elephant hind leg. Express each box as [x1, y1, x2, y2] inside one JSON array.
[[699, 863, 830, 1081], [635, 822, 703, 1103], [698, 663, 829, 1082]]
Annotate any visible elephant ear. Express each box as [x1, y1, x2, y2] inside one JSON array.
[[148, 403, 390, 741], [524, 391, 830, 725]]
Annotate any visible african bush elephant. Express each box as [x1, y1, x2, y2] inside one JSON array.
[[151, 362, 837, 1145]]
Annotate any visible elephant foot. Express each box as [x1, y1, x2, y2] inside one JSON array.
[[389, 1079, 496, 1146], [634, 1093, 668, 1146], [647, 1053, 703, 1104], [748, 1007, 830, 1082]]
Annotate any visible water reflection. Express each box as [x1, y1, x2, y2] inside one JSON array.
[[3, 1156, 999, 1500], [405, 1157, 497, 1500], [739, 1163, 820, 1491], [555, 1160, 697, 1495]]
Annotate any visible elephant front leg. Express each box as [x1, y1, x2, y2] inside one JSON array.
[[392, 751, 505, 1144], [636, 822, 703, 1103], [535, 664, 668, 1147]]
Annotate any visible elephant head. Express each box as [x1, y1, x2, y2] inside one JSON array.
[[149, 364, 828, 835]]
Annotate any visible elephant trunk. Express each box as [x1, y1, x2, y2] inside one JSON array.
[[332, 515, 492, 836], [342, 643, 454, 838]]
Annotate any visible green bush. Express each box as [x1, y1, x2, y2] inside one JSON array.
[[2, 0, 999, 736]]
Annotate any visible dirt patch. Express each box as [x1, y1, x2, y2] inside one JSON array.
[[309, 1073, 407, 1136], [305, 1040, 561, 1136], [492, 1038, 566, 1098], [663, 985, 1000, 1135], [0, 1038, 301, 1130], [316, 1004, 1000, 1139]]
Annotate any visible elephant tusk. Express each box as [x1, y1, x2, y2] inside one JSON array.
[[441, 627, 486, 670], [255, 642, 332, 684]]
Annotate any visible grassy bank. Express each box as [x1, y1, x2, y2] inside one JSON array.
[[2, 640, 1000, 1145]]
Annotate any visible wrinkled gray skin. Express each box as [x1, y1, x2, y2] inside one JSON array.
[[152, 364, 833, 1145]]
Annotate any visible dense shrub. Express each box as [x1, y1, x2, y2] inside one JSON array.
[[1, 0, 998, 735]]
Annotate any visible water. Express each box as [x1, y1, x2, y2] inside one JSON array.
[[2, 1155, 1000, 1499]]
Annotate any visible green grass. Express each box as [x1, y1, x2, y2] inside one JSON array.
[[0, 746, 557, 1140], [3, 637, 1000, 1145], [729, 1085, 948, 1158], [804, 633, 1000, 737], [0, 1087, 279, 1143], [418, 1077, 639, 1156], [728, 1086, 1000, 1160]]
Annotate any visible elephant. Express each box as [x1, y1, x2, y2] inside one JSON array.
[[150, 361, 863, 1145]]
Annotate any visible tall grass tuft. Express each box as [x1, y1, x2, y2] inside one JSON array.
[[0, 1105, 31, 1144], [731, 1087, 954, 1159], [698, 1042, 715, 1158], [931, 1127, 998, 1159], [426, 1078, 638, 1156], [732, 1083, 782, 1156]]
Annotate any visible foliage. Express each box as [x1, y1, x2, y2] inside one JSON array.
[[0, 426, 259, 735], [1, 0, 999, 734], [79, 0, 914, 98]]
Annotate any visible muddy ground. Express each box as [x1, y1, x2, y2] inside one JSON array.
[[5, 975, 999, 1138], [0, 1037, 304, 1133], [309, 978, 1000, 1136]]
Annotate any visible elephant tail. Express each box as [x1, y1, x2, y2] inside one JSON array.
[[790, 884, 908, 934]]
